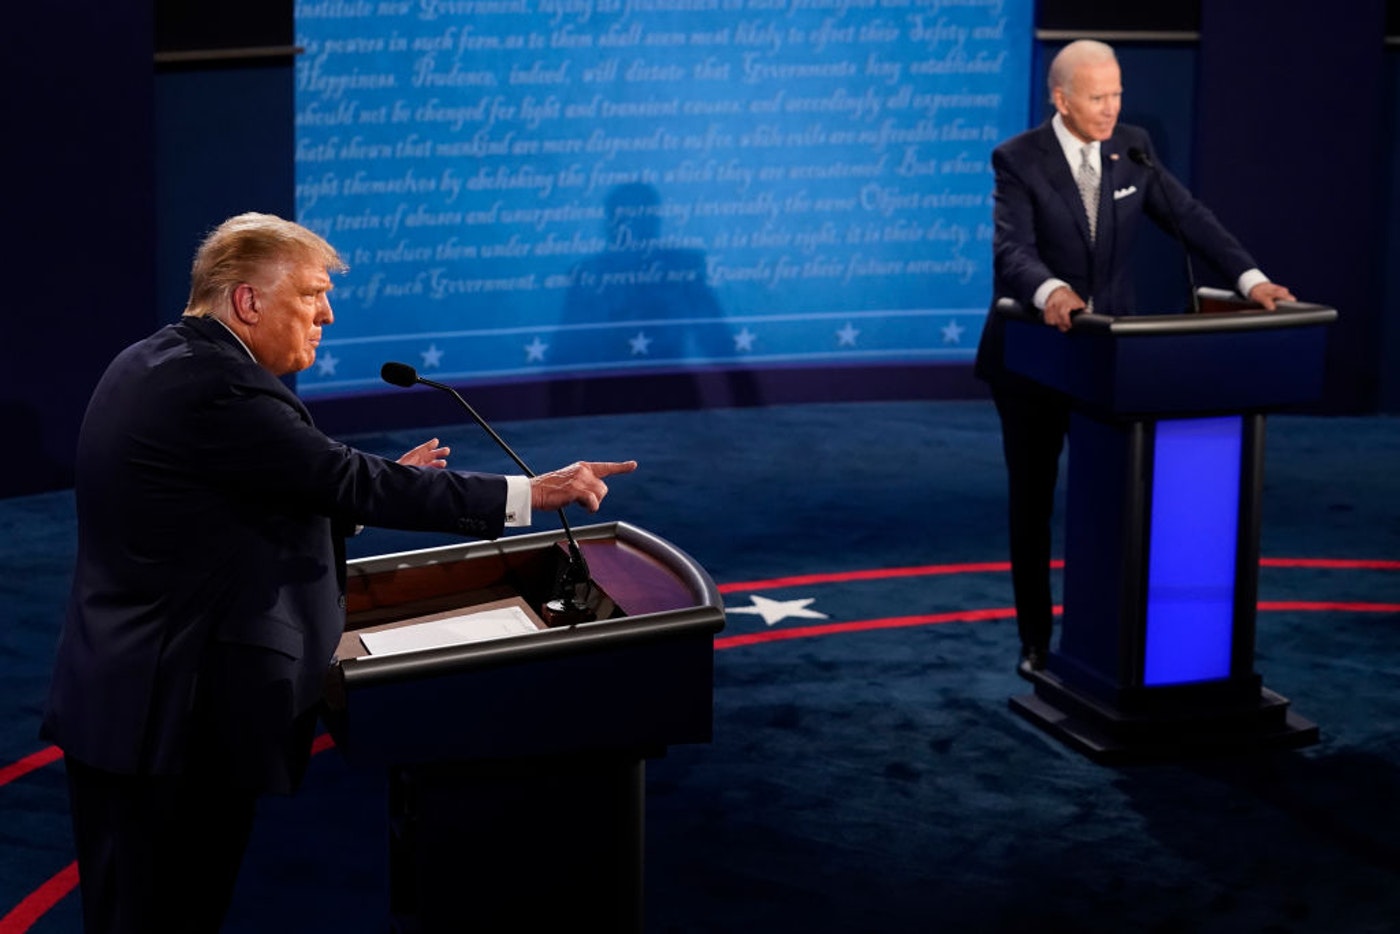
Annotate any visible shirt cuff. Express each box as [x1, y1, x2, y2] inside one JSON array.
[[1236, 268, 1268, 299], [1034, 278, 1070, 310], [504, 475, 531, 527]]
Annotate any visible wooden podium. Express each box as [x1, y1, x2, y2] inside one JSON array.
[[323, 521, 724, 932], [997, 291, 1337, 762]]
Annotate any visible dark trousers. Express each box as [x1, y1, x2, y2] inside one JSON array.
[[64, 756, 258, 934], [991, 379, 1072, 655]]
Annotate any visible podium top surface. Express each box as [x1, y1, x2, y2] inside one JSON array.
[[1067, 304, 1337, 336], [326, 521, 724, 764], [994, 294, 1337, 416], [334, 520, 724, 689], [995, 295, 1337, 338]]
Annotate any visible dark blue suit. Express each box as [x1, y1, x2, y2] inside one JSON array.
[[973, 120, 1260, 658], [42, 315, 510, 931], [976, 119, 1257, 384]]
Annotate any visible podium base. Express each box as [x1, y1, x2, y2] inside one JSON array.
[[388, 753, 646, 933], [1010, 668, 1319, 765]]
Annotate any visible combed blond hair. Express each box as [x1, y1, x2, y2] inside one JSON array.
[[183, 213, 347, 318]]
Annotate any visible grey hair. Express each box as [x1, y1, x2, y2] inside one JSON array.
[[1047, 39, 1118, 99]]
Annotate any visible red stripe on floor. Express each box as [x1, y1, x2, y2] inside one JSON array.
[[0, 862, 78, 934], [0, 746, 61, 791]]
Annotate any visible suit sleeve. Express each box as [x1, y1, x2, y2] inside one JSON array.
[[992, 144, 1063, 307], [192, 376, 508, 540], [1135, 135, 1257, 283]]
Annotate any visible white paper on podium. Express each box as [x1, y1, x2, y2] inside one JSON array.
[[358, 604, 541, 656]]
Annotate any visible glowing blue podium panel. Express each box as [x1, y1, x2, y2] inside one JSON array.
[[1143, 415, 1242, 686], [999, 298, 1336, 762]]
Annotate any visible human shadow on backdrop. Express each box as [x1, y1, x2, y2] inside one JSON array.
[[550, 183, 760, 415]]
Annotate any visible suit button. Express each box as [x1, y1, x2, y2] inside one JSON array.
[[337, 594, 347, 609]]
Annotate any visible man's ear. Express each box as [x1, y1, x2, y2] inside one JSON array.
[[231, 283, 259, 325]]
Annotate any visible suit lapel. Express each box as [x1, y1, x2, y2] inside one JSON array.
[[1037, 124, 1094, 247]]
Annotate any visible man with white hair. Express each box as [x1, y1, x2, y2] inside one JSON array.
[[973, 40, 1293, 678]]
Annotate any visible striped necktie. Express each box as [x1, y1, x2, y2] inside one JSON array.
[[1077, 144, 1099, 242]]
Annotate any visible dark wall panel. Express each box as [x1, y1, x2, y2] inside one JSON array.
[[155, 0, 291, 52], [1384, 51, 1400, 413], [2, 4, 157, 496], [155, 64, 297, 324], [1037, 0, 1200, 32], [1195, 0, 1388, 412]]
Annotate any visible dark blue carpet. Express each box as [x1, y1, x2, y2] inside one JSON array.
[[2, 401, 1398, 932]]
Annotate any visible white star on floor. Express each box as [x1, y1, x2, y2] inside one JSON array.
[[733, 327, 757, 352], [421, 344, 444, 368], [726, 595, 828, 626], [836, 322, 860, 347], [942, 320, 965, 344], [315, 352, 339, 376], [524, 337, 548, 362], [629, 331, 652, 356]]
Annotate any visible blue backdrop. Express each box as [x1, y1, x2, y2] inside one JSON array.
[[293, 1, 1033, 399]]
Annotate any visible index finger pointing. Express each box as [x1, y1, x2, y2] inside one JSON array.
[[587, 460, 638, 478]]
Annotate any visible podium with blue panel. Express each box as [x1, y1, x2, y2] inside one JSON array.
[[999, 291, 1337, 762]]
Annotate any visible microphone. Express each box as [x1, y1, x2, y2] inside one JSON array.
[[380, 361, 595, 625], [1128, 146, 1201, 314]]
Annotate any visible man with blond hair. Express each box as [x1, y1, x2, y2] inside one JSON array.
[[973, 41, 1293, 679], [42, 212, 637, 933]]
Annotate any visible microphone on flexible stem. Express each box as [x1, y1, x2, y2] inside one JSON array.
[[380, 361, 595, 626], [1128, 146, 1201, 314]]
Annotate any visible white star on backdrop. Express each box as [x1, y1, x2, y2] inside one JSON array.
[[421, 344, 444, 368], [315, 352, 339, 376], [524, 337, 548, 362], [733, 327, 757, 352], [942, 320, 965, 344], [726, 595, 828, 626], [629, 332, 653, 356], [836, 322, 860, 347]]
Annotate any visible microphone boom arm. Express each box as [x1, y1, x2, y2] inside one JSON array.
[[381, 363, 594, 623], [1129, 146, 1201, 314]]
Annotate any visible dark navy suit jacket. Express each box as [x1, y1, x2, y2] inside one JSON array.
[[42, 316, 509, 793], [975, 120, 1258, 384]]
